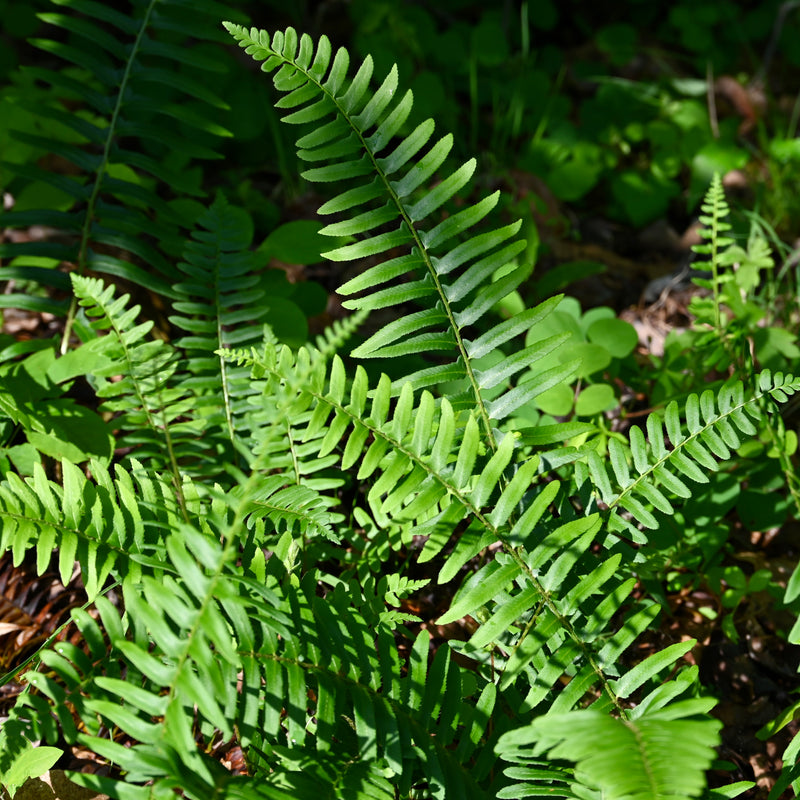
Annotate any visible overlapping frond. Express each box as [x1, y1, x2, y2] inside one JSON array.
[[3, 15, 798, 800], [15, 517, 496, 800], [225, 343, 658, 717], [223, 24, 574, 442]]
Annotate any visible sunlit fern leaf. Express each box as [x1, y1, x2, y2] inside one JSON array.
[[18, 518, 496, 799], [224, 342, 647, 718], [237, 474, 338, 543], [496, 700, 723, 800], [586, 372, 799, 541], [223, 23, 570, 442]]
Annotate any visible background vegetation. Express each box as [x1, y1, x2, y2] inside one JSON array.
[[1, 0, 800, 798]]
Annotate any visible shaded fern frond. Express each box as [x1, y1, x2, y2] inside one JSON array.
[[169, 194, 273, 468], [0, 0, 236, 317]]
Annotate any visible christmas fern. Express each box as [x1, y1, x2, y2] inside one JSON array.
[[222, 23, 578, 447], [1, 15, 800, 800]]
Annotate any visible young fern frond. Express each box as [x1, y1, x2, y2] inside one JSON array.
[[692, 172, 735, 334], [223, 24, 575, 445], [586, 372, 800, 540]]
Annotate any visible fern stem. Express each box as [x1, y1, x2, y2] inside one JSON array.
[[504, 543, 628, 716], [59, 0, 158, 356]]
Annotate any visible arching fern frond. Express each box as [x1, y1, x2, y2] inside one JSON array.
[[223, 24, 575, 445], [225, 342, 655, 717], [17, 515, 497, 800], [586, 372, 800, 541]]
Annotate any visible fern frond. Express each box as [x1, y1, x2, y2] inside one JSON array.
[[223, 24, 571, 445], [0, 458, 179, 599], [0, 0, 235, 333], [587, 372, 800, 541], [17, 512, 497, 800], [71, 274, 193, 484], [169, 195, 273, 464], [226, 342, 641, 714], [496, 699, 723, 800]]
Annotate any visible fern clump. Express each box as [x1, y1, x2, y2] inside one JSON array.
[[0, 12, 799, 800]]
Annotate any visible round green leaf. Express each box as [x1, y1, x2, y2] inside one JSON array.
[[597, 23, 638, 66], [260, 220, 333, 265], [580, 306, 615, 335], [587, 318, 638, 358], [575, 383, 617, 417], [535, 382, 573, 416], [292, 281, 328, 316], [568, 342, 611, 378], [471, 17, 509, 66], [265, 298, 309, 347], [610, 170, 677, 227], [525, 309, 582, 347]]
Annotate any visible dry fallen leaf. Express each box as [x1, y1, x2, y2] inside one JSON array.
[[12, 770, 109, 800]]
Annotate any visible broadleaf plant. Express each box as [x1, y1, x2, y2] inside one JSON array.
[[1, 10, 800, 800]]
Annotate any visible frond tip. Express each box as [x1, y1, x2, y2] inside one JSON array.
[[496, 700, 722, 800], [222, 22, 562, 439]]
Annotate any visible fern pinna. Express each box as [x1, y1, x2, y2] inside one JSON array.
[[1, 17, 799, 800]]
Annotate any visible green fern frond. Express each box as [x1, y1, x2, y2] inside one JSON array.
[[223, 24, 568, 445], [0, 458, 180, 599], [0, 0, 236, 332], [18, 517, 496, 800], [226, 342, 638, 714], [169, 195, 273, 464], [237, 474, 338, 543], [496, 699, 723, 800], [71, 274, 193, 483], [587, 372, 800, 541]]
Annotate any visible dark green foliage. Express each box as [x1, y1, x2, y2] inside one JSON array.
[[0, 0, 234, 318]]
